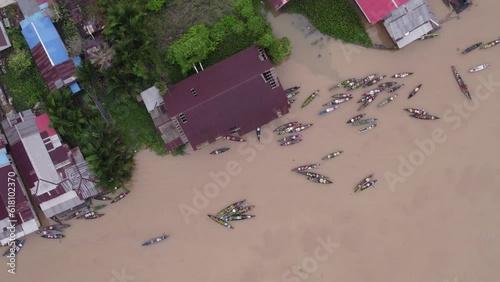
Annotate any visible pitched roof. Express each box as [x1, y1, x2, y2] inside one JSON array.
[[268, 0, 291, 10], [141, 86, 163, 112], [35, 113, 57, 136], [0, 21, 11, 52], [355, 0, 410, 24]]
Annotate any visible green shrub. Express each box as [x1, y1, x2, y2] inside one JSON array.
[[146, 0, 167, 12]]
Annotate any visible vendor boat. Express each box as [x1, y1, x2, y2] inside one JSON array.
[[291, 164, 321, 172], [419, 33, 439, 40], [323, 97, 351, 106], [352, 118, 377, 126], [2, 239, 26, 256], [358, 123, 379, 134], [363, 88, 382, 96], [404, 108, 427, 115], [208, 215, 234, 229], [225, 135, 246, 142], [111, 191, 129, 204], [451, 66, 471, 99], [301, 90, 320, 108], [226, 205, 255, 217], [461, 42, 482, 54], [318, 105, 340, 115], [274, 121, 299, 132], [37, 224, 70, 233], [322, 151, 343, 160], [377, 94, 398, 108], [408, 84, 422, 99], [280, 139, 302, 146], [93, 194, 112, 201], [358, 94, 376, 104], [469, 64, 490, 73], [41, 234, 65, 239], [216, 199, 247, 218], [480, 39, 500, 49], [378, 81, 397, 90], [298, 172, 330, 179], [331, 93, 352, 99], [347, 114, 365, 124], [358, 97, 375, 111], [286, 91, 300, 99], [364, 75, 386, 87], [349, 74, 377, 90], [142, 234, 169, 246], [285, 86, 300, 93], [392, 72, 413, 78], [210, 148, 229, 155], [279, 124, 312, 135], [85, 213, 105, 220], [355, 174, 374, 192], [410, 113, 440, 120], [331, 78, 357, 89], [307, 177, 332, 184], [222, 215, 255, 221], [38, 230, 63, 236], [387, 84, 405, 93], [256, 127, 261, 141], [278, 134, 301, 143], [355, 179, 377, 193]]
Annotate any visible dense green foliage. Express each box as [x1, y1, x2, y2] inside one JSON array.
[[286, 0, 372, 47], [145, 0, 167, 12], [0, 28, 49, 111], [41, 89, 135, 192]]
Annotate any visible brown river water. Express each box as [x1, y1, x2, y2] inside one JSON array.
[[3, 1, 500, 281]]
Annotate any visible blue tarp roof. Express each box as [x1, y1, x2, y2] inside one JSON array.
[[72, 56, 82, 66], [0, 152, 9, 166], [20, 12, 69, 65], [69, 82, 81, 94]]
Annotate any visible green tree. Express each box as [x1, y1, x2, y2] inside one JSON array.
[[210, 15, 245, 43], [76, 60, 100, 88], [166, 24, 216, 75], [233, 0, 255, 20], [258, 32, 292, 64], [246, 16, 268, 40], [7, 49, 32, 74], [145, 0, 167, 12]]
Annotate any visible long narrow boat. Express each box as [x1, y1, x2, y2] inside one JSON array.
[[279, 124, 303, 135], [38, 230, 63, 236], [461, 42, 482, 54], [330, 78, 357, 89], [419, 33, 439, 40], [331, 93, 352, 99], [323, 97, 351, 106], [298, 172, 330, 179], [451, 66, 471, 99], [274, 121, 299, 132], [286, 91, 300, 99], [307, 177, 332, 184], [93, 194, 112, 201], [377, 94, 398, 108], [41, 234, 65, 239], [278, 134, 301, 143], [410, 113, 440, 120], [404, 108, 427, 115], [222, 215, 255, 221], [291, 164, 321, 172], [355, 179, 377, 193], [142, 234, 169, 246], [216, 199, 247, 218], [349, 74, 377, 90], [85, 213, 105, 220], [354, 174, 375, 192], [358, 97, 375, 111], [480, 39, 500, 49], [285, 86, 300, 94], [318, 105, 340, 115], [279, 124, 312, 135], [36, 224, 70, 233], [469, 64, 490, 73], [347, 114, 365, 124], [2, 239, 26, 256], [301, 90, 320, 108], [77, 211, 95, 219], [363, 87, 382, 96], [226, 205, 255, 217], [67, 208, 91, 220], [387, 84, 405, 93], [352, 118, 377, 126], [378, 81, 397, 90], [358, 123, 379, 134], [358, 94, 374, 104], [364, 75, 386, 87], [111, 191, 130, 204], [408, 84, 422, 99], [392, 72, 413, 78], [322, 151, 343, 160], [208, 215, 234, 229], [225, 135, 246, 142], [280, 139, 302, 146], [256, 127, 261, 141], [210, 148, 229, 155]]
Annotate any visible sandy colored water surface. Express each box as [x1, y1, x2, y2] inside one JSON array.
[[3, 1, 500, 282]]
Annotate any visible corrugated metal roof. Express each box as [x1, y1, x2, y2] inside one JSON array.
[[355, 0, 410, 24], [0, 21, 11, 52], [39, 191, 84, 217], [141, 86, 163, 112]]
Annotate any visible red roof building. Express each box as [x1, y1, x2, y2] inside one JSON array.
[[1, 110, 100, 219], [355, 0, 410, 24], [160, 46, 290, 151], [0, 136, 40, 246], [268, 0, 291, 11]]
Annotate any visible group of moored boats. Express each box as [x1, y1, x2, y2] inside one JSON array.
[[36, 224, 70, 239], [273, 121, 313, 146], [208, 199, 255, 229]]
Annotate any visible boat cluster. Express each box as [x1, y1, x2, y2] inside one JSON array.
[[36, 224, 70, 240], [208, 199, 256, 229], [273, 121, 313, 146]]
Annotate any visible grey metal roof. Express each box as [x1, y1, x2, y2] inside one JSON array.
[[383, 0, 439, 48], [17, 0, 41, 18], [140, 86, 163, 112]]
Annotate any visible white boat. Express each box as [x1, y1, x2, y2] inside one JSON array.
[[469, 64, 490, 73]]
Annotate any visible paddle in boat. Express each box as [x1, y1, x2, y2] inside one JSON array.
[[2, 239, 26, 256], [410, 113, 440, 120], [469, 64, 490, 73], [111, 191, 129, 204], [352, 118, 377, 126], [419, 33, 439, 40], [85, 213, 105, 220], [377, 94, 398, 108], [318, 105, 340, 115], [142, 234, 169, 246], [41, 234, 65, 239], [278, 134, 301, 143], [210, 148, 230, 155], [451, 66, 471, 99], [331, 93, 352, 99], [93, 194, 112, 201], [480, 39, 500, 49], [461, 42, 482, 54], [208, 215, 234, 229], [392, 72, 413, 78], [404, 108, 427, 115], [322, 151, 343, 160], [408, 84, 422, 99], [354, 174, 375, 192], [355, 179, 377, 193], [347, 114, 365, 124], [274, 122, 299, 132], [301, 90, 320, 108], [291, 164, 321, 172], [216, 199, 247, 218], [387, 84, 405, 93], [256, 127, 261, 141], [364, 75, 386, 87], [358, 123, 379, 134], [222, 215, 255, 221], [280, 139, 302, 146], [307, 177, 332, 184], [285, 86, 300, 94], [225, 135, 246, 142]]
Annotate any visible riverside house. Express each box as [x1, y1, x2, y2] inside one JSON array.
[[1, 111, 100, 219], [143, 46, 290, 151]]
